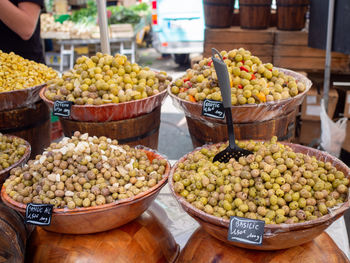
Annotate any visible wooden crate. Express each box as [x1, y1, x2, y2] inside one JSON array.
[[204, 27, 350, 73], [273, 31, 350, 72], [204, 27, 274, 63]]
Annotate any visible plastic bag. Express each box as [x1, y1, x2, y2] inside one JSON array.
[[320, 99, 347, 157]]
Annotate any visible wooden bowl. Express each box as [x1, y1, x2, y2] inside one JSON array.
[[25, 206, 180, 263], [0, 84, 45, 111], [168, 68, 312, 123], [178, 227, 349, 262], [168, 142, 350, 250], [0, 135, 31, 187], [1, 148, 171, 234], [39, 87, 168, 122]]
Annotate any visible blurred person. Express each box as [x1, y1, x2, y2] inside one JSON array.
[[0, 0, 45, 63]]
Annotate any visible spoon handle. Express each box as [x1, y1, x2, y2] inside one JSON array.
[[211, 48, 236, 148]]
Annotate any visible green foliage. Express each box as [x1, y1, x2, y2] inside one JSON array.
[[70, 0, 97, 24], [107, 5, 141, 25]]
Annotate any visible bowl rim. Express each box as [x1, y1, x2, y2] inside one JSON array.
[[0, 84, 47, 111], [0, 83, 46, 97], [1, 148, 170, 215], [39, 85, 168, 110], [167, 67, 312, 110], [168, 141, 350, 233], [0, 135, 31, 180]]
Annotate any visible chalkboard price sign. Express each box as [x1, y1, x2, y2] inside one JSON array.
[[53, 100, 73, 117], [227, 216, 265, 245], [25, 203, 53, 226], [202, 99, 225, 119]]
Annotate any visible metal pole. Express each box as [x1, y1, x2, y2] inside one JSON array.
[[96, 0, 111, 55], [323, 0, 335, 111]]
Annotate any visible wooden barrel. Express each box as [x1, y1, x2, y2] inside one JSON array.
[[26, 209, 179, 263], [186, 109, 296, 148], [59, 106, 161, 149], [178, 227, 349, 262], [0, 100, 51, 159], [239, 0, 272, 29], [0, 201, 34, 263], [203, 0, 235, 28], [276, 0, 309, 30]]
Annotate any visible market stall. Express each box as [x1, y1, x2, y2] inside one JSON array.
[[41, 1, 151, 71], [1, 1, 350, 262]]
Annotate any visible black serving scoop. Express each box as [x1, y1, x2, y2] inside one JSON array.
[[211, 48, 253, 163]]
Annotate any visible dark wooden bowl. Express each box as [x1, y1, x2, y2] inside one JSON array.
[[0, 135, 31, 186], [178, 227, 349, 262], [0, 84, 45, 111], [39, 87, 168, 122], [169, 142, 350, 250], [25, 206, 180, 263], [1, 148, 171, 234], [0, 200, 34, 263], [168, 68, 312, 123]]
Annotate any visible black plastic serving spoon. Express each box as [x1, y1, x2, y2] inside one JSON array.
[[211, 48, 253, 163]]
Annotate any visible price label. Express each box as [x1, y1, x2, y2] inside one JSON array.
[[227, 216, 265, 245], [53, 100, 73, 117], [25, 203, 53, 226], [202, 99, 225, 119]]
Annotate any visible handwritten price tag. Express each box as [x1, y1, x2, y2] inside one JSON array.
[[202, 99, 225, 119], [53, 100, 73, 117], [227, 216, 265, 245], [25, 203, 53, 226]]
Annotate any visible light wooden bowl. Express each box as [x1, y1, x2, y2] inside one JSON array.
[[39, 87, 168, 122], [178, 227, 349, 262], [25, 206, 180, 263], [168, 68, 312, 123], [1, 148, 170, 234], [0, 135, 31, 187], [169, 142, 350, 250]]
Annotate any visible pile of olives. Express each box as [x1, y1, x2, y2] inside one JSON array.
[[45, 53, 172, 105], [172, 137, 348, 224], [0, 50, 57, 92], [3, 132, 167, 209], [171, 48, 306, 105], [0, 134, 27, 171]]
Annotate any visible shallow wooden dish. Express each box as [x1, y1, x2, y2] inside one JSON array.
[[39, 87, 168, 122], [0, 84, 45, 111], [169, 142, 350, 250], [178, 227, 349, 262], [0, 135, 31, 186], [1, 148, 171, 234], [168, 68, 312, 123], [25, 205, 180, 263]]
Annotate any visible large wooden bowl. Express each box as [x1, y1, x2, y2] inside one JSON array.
[[1, 148, 171, 234], [0, 84, 45, 111], [168, 68, 312, 123], [0, 135, 31, 187], [25, 206, 180, 263], [39, 87, 168, 122], [178, 227, 349, 262], [169, 142, 350, 250]]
